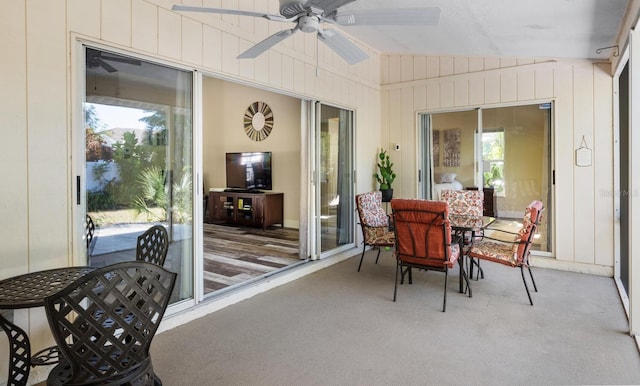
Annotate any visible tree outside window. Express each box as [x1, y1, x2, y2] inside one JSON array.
[[482, 129, 504, 193]]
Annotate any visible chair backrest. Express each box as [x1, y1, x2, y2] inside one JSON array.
[[136, 225, 169, 266], [44, 261, 177, 385], [85, 214, 95, 250], [391, 199, 456, 268], [511, 200, 545, 263], [356, 191, 391, 243], [440, 189, 483, 217]]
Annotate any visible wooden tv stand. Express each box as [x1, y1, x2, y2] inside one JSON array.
[[208, 191, 284, 230]]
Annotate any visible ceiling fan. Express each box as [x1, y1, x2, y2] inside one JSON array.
[[86, 48, 142, 73], [172, 0, 440, 64]]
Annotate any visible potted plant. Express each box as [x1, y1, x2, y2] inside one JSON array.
[[374, 149, 396, 202]]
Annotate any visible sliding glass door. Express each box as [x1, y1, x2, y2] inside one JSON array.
[[313, 103, 355, 255], [78, 46, 194, 304], [419, 103, 553, 254]]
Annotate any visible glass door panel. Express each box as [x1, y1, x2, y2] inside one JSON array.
[[317, 104, 354, 253], [82, 47, 194, 304]]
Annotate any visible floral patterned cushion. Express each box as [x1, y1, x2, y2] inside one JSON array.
[[469, 200, 544, 267], [356, 191, 389, 227], [441, 190, 483, 217]]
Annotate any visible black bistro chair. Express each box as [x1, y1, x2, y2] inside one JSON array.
[[44, 261, 176, 385], [136, 225, 169, 266]]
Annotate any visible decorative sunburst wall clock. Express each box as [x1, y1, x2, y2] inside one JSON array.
[[243, 101, 274, 141]]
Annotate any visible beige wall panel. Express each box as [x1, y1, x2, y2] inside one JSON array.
[[159, 8, 182, 59], [414, 56, 427, 80], [553, 65, 576, 262], [388, 56, 401, 84], [501, 57, 517, 68], [517, 71, 535, 101], [414, 85, 427, 111], [401, 56, 413, 82], [293, 58, 305, 94], [426, 83, 440, 110], [268, 51, 283, 87], [67, 0, 100, 38], [593, 63, 615, 267], [454, 57, 469, 74], [281, 56, 294, 91], [484, 73, 500, 104], [0, 0, 29, 277], [132, 0, 159, 53], [426, 56, 439, 78], [401, 88, 415, 198], [102, 0, 132, 46], [469, 57, 484, 73], [181, 17, 203, 65], [500, 71, 518, 102], [221, 31, 240, 75], [535, 67, 554, 99], [439, 79, 454, 108], [440, 56, 454, 76], [573, 64, 596, 264], [454, 79, 469, 107], [26, 0, 69, 269], [484, 57, 500, 70], [203, 26, 223, 71], [517, 58, 535, 66], [469, 77, 485, 105], [304, 63, 317, 96], [380, 55, 389, 84]]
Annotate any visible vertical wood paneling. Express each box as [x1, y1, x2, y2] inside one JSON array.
[[158, 8, 182, 58], [414, 56, 427, 80], [426, 56, 439, 78], [469, 57, 484, 73], [281, 55, 294, 91], [181, 17, 203, 65], [1, 0, 28, 277], [439, 79, 454, 108], [593, 63, 615, 267], [203, 25, 223, 71], [454, 79, 469, 106], [401, 88, 415, 197], [401, 56, 413, 82], [469, 77, 484, 105], [454, 57, 469, 74], [132, 0, 158, 53], [68, 0, 100, 38], [500, 72, 517, 102], [221, 31, 239, 74], [439, 56, 454, 76], [27, 0, 68, 269], [268, 51, 282, 87], [517, 71, 535, 100], [293, 58, 305, 94], [484, 73, 500, 103], [535, 68, 554, 99], [388, 56, 401, 84], [102, 0, 132, 45], [304, 62, 316, 95], [554, 65, 575, 262], [426, 83, 440, 110], [413, 85, 427, 111], [484, 57, 500, 70], [573, 64, 596, 264]]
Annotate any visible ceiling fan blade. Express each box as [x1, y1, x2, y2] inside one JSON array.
[[332, 7, 441, 26], [317, 29, 368, 64], [172, 4, 287, 22], [303, 0, 356, 13], [99, 59, 118, 73], [237, 29, 297, 59]]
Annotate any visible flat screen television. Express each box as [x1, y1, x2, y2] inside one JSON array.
[[225, 152, 272, 191]]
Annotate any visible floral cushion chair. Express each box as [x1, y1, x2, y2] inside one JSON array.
[[468, 200, 544, 305], [355, 191, 395, 272]]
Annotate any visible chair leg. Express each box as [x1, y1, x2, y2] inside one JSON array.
[[375, 248, 382, 264], [520, 265, 534, 306], [357, 245, 367, 272], [442, 268, 448, 312], [527, 265, 538, 292], [393, 261, 400, 302]]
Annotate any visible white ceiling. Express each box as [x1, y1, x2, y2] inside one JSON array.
[[336, 0, 629, 59]]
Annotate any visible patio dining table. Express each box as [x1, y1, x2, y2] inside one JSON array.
[[0, 266, 94, 386], [448, 215, 496, 292]]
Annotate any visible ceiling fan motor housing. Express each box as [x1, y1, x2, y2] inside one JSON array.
[[279, 0, 307, 18], [298, 16, 320, 33]]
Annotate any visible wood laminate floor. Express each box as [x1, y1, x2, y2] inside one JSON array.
[[203, 223, 302, 294]]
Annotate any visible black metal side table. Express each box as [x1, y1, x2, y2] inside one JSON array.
[[0, 267, 94, 386]]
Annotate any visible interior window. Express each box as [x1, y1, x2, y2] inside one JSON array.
[[482, 129, 505, 195]]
